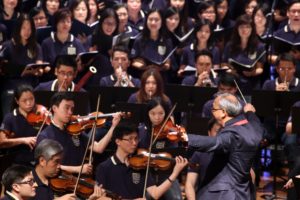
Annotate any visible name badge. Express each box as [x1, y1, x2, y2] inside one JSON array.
[[27, 49, 33, 59], [132, 172, 141, 184], [68, 46, 76, 55], [248, 52, 257, 60], [158, 45, 166, 56], [0, 33, 3, 43]]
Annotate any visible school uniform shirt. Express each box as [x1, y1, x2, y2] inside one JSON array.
[[127, 11, 145, 33], [41, 32, 85, 66], [222, 41, 266, 94], [181, 70, 218, 87], [99, 74, 141, 87], [262, 77, 300, 91], [95, 154, 155, 199], [0, 109, 37, 165], [180, 43, 221, 67], [1, 191, 20, 200], [141, 0, 167, 12], [131, 35, 173, 67], [32, 169, 54, 200], [37, 123, 88, 166], [34, 79, 86, 92], [274, 24, 300, 44], [188, 114, 262, 200]]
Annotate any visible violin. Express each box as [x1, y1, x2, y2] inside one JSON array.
[[153, 119, 188, 144], [50, 171, 122, 200], [27, 104, 51, 128], [66, 112, 130, 135], [128, 149, 199, 171]]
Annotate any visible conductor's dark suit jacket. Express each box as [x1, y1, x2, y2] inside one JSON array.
[[188, 113, 262, 200]]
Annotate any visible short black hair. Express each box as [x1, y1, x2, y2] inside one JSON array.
[[217, 73, 237, 88], [50, 92, 74, 108], [112, 45, 130, 58], [276, 52, 296, 66], [53, 8, 72, 30], [195, 49, 213, 62], [11, 84, 34, 111], [55, 55, 77, 71], [112, 121, 138, 141], [2, 165, 32, 192]]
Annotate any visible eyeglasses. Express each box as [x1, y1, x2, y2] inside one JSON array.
[[278, 67, 294, 72], [57, 71, 74, 78], [289, 9, 300, 15], [16, 179, 35, 186], [121, 137, 139, 143]]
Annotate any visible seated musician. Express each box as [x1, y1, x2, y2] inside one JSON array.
[[95, 121, 188, 199], [37, 92, 121, 175], [33, 139, 104, 200], [138, 97, 187, 200], [0, 85, 39, 167], [99, 45, 140, 87], [34, 55, 85, 92], [181, 50, 218, 87], [262, 52, 300, 92], [1, 165, 37, 200]]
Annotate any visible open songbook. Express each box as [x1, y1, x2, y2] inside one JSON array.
[[144, 47, 177, 66], [272, 35, 300, 54], [228, 51, 266, 71]]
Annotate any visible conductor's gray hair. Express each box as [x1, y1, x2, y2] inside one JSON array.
[[217, 93, 242, 117]]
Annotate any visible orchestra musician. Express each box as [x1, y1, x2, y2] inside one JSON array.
[[95, 121, 188, 199], [138, 97, 187, 200], [34, 55, 86, 92], [33, 139, 104, 200], [0, 85, 39, 167], [1, 165, 37, 200], [36, 92, 121, 175]]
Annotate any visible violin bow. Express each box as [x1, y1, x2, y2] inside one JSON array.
[[73, 94, 101, 195], [151, 103, 177, 147], [142, 103, 177, 198], [142, 127, 155, 198], [89, 95, 101, 164], [36, 80, 67, 137], [233, 79, 247, 104]]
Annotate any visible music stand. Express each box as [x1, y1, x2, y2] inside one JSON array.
[[252, 90, 300, 199], [113, 102, 147, 124], [34, 91, 90, 115], [165, 84, 194, 112], [89, 86, 138, 113], [190, 87, 217, 113]]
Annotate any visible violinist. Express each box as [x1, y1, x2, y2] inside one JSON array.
[[0, 84, 40, 166], [137, 97, 185, 200], [34, 55, 85, 92], [37, 92, 121, 175], [33, 139, 105, 200], [95, 121, 188, 199]]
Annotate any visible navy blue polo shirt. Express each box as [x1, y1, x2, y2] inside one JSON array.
[[1, 109, 37, 165], [180, 43, 221, 67], [141, 0, 167, 12], [34, 79, 86, 92], [32, 169, 54, 200], [131, 35, 173, 67], [188, 151, 213, 188], [37, 123, 88, 166], [262, 77, 300, 92], [274, 25, 300, 44], [99, 74, 141, 87], [95, 155, 155, 199], [41, 32, 85, 66], [127, 11, 145, 32]]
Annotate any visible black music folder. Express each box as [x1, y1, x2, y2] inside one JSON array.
[[70, 19, 93, 37], [144, 47, 177, 66], [0, 19, 16, 39], [292, 106, 300, 134], [212, 26, 233, 41], [228, 51, 266, 71], [273, 35, 300, 54], [78, 51, 98, 66], [36, 26, 52, 43]]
